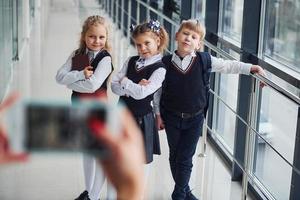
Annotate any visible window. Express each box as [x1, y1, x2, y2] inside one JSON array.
[[263, 0, 300, 72], [212, 73, 239, 154], [220, 0, 244, 44], [194, 0, 206, 22], [252, 86, 298, 199]]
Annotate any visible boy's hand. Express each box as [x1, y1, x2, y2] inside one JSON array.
[[138, 79, 151, 86], [250, 65, 267, 87], [84, 66, 93, 79], [155, 114, 165, 130]]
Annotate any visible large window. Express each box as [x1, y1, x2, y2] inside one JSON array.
[[194, 0, 206, 22], [220, 0, 244, 44], [263, 0, 300, 73], [212, 73, 239, 154], [252, 86, 298, 199]]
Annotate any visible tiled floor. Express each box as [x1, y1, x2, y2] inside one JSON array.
[[0, 0, 253, 199]]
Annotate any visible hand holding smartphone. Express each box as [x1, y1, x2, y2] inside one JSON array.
[[22, 100, 120, 155]]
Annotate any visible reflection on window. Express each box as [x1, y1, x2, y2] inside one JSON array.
[[163, 0, 181, 22], [194, 0, 206, 22], [264, 0, 300, 72], [212, 73, 239, 153], [253, 135, 292, 200], [220, 0, 244, 43], [253, 87, 298, 199]]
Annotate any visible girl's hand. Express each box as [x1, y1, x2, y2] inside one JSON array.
[[84, 66, 93, 79], [138, 79, 150, 86], [0, 92, 28, 164], [250, 65, 267, 87], [155, 114, 165, 130]]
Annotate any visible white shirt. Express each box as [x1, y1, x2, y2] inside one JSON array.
[[56, 49, 112, 93], [111, 54, 166, 100], [153, 51, 252, 114]]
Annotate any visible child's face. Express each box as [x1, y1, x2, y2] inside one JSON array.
[[84, 24, 107, 51], [175, 27, 201, 56], [134, 32, 160, 59]]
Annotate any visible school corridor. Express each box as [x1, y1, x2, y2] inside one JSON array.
[[0, 0, 299, 200]]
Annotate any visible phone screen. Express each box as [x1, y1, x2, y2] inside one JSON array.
[[25, 102, 108, 154]]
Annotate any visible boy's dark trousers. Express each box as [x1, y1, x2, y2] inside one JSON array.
[[162, 109, 204, 200]]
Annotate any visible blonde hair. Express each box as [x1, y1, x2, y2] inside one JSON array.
[[78, 15, 111, 53], [131, 21, 169, 53], [178, 19, 206, 51]]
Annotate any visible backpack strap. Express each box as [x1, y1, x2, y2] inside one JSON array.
[[197, 52, 212, 118]]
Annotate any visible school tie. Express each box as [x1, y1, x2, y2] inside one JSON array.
[[136, 58, 145, 69], [87, 51, 94, 63]]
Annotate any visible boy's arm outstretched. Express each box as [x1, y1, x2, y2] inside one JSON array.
[[56, 52, 86, 85], [211, 56, 266, 87], [211, 56, 265, 76]]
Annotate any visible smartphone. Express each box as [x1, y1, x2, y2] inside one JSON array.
[[21, 100, 120, 155]]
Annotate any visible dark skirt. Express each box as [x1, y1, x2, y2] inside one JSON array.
[[134, 112, 161, 164]]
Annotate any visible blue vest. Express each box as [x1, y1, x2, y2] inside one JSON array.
[[71, 50, 113, 100], [161, 52, 211, 115], [120, 56, 164, 117]]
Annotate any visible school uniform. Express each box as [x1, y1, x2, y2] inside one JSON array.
[[56, 49, 115, 200], [111, 54, 165, 163], [154, 51, 251, 200]]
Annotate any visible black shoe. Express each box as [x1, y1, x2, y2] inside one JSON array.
[[75, 190, 90, 200], [185, 191, 198, 200]]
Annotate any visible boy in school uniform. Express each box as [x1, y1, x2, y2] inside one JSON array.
[[154, 19, 265, 200]]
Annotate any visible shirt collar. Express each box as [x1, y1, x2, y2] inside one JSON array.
[[171, 51, 196, 71], [136, 53, 162, 69], [172, 50, 196, 61], [85, 48, 101, 58]]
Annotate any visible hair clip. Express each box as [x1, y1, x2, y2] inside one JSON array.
[[130, 24, 136, 32], [147, 20, 161, 33]]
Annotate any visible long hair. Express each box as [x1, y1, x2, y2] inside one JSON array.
[[78, 15, 111, 53]]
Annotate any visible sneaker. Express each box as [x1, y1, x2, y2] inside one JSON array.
[[75, 190, 90, 200], [185, 191, 198, 200]]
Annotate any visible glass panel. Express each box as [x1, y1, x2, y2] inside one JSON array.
[[253, 132, 293, 199], [17, 0, 25, 52], [194, 0, 206, 22], [220, 0, 244, 43], [12, 0, 18, 59], [263, 0, 300, 72], [0, 0, 13, 101], [212, 73, 240, 153], [252, 87, 298, 199], [258, 87, 297, 163], [163, 0, 181, 22], [29, 0, 35, 25], [118, 0, 121, 28]]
